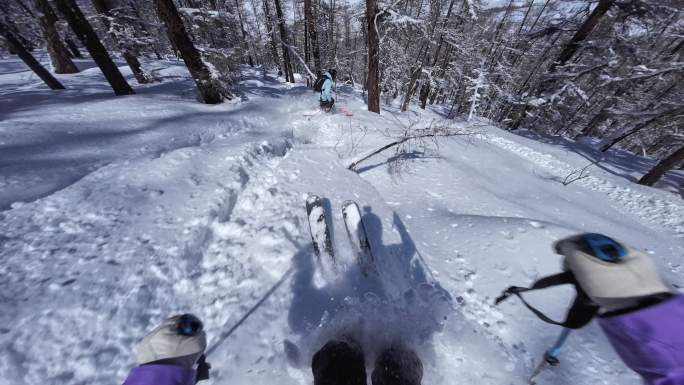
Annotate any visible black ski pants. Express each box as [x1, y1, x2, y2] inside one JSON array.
[[312, 338, 423, 385]]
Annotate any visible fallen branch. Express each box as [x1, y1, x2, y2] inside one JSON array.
[[562, 159, 600, 186], [348, 128, 471, 171]]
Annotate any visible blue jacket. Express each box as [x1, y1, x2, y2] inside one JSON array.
[[320, 72, 333, 102]]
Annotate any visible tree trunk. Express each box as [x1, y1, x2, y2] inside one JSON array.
[[234, 0, 255, 66], [34, 0, 79, 74], [328, 0, 336, 65], [304, 0, 320, 74], [507, 1, 613, 129], [65, 37, 83, 58], [262, 0, 282, 74], [366, 0, 380, 113], [549, 0, 614, 73], [0, 22, 65, 90], [400, 65, 421, 112], [155, 0, 227, 103], [638, 146, 684, 187], [273, 0, 294, 82], [54, 0, 134, 95], [11, 0, 36, 17], [599, 115, 659, 153], [419, 83, 430, 109], [91, 0, 151, 84]]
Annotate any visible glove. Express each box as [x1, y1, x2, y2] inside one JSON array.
[[195, 355, 211, 383], [495, 286, 525, 305]]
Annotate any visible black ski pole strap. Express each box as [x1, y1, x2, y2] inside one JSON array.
[[195, 355, 210, 383], [495, 272, 575, 305], [495, 272, 599, 329]]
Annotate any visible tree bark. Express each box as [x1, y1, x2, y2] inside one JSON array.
[[273, 0, 294, 82], [65, 37, 83, 58], [328, 0, 336, 65], [400, 65, 421, 112], [155, 0, 227, 103], [0, 22, 65, 90], [578, 87, 626, 137], [549, 0, 614, 73], [304, 0, 320, 74], [638, 146, 684, 187], [262, 0, 282, 74], [54, 0, 134, 95], [91, 0, 151, 84], [366, 0, 380, 113], [419, 82, 430, 109], [34, 0, 79, 74], [599, 115, 660, 153], [234, 0, 255, 66], [506, 1, 613, 129]]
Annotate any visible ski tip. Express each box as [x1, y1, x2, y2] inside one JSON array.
[[341, 200, 360, 209], [306, 194, 321, 205]]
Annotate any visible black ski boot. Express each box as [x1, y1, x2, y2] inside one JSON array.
[[371, 345, 423, 385], [312, 338, 367, 385]]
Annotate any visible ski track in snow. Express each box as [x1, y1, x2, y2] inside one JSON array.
[[1, 58, 682, 385], [0, 139, 294, 385], [486, 134, 684, 237]]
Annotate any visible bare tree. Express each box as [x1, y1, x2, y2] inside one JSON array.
[[155, 0, 228, 103], [304, 0, 320, 74], [366, 0, 380, 113], [508, 0, 616, 129], [64, 37, 83, 58], [234, 0, 255, 66], [53, 0, 134, 95], [273, 0, 295, 82], [548, 0, 615, 73], [0, 20, 65, 90], [91, 0, 151, 84], [34, 0, 79, 74], [262, 0, 283, 74], [638, 145, 684, 187]]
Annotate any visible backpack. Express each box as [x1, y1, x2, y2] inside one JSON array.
[[313, 74, 327, 92]]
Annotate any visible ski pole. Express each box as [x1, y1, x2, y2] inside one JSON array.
[[205, 267, 294, 357], [528, 328, 571, 384], [544, 327, 571, 365]]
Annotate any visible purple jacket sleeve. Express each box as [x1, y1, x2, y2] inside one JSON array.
[[122, 364, 196, 385], [599, 295, 684, 385]]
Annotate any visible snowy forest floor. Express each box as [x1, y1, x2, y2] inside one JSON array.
[[0, 55, 683, 385]]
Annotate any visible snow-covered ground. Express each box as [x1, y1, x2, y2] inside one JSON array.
[[0, 55, 682, 385]]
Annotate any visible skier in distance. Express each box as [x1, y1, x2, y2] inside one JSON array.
[[317, 69, 336, 112], [496, 233, 684, 385]]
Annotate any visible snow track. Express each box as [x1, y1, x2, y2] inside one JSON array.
[[486, 134, 684, 237], [0, 138, 294, 385]]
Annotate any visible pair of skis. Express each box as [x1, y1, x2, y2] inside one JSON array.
[[305, 195, 376, 276]]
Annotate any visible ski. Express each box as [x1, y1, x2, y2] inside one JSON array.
[[306, 194, 334, 261], [341, 200, 376, 276]]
